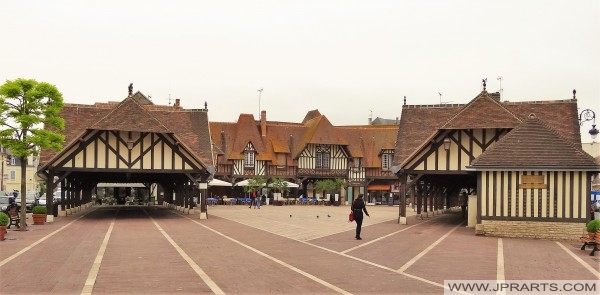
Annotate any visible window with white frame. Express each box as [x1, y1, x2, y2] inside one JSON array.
[[244, 150, 255, 168], [10, 171, 15, 180], [315, 145, 330, 169], [382, 153, 393, 171]]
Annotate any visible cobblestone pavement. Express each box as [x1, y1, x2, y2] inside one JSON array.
[[0, 204, 598, 295]]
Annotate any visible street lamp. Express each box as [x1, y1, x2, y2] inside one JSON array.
[[443, 137, 451, 151], [579, 109, 598, 141]]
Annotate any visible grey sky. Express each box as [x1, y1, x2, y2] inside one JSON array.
[[1, 0, 598, 141]]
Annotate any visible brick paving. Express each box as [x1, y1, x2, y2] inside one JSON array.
[[0, 204, 598, 295]]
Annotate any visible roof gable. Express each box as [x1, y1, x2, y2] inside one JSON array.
[[470, 114, 598, 170], [228, 114, 266, 159], [441, 91, 522, 129], [91, 93, 170, 132]]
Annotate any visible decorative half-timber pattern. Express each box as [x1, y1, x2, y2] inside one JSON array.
[[479, 170, 589, 222]]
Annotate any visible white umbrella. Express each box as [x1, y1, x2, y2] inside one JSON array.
[[233, 179, 250, 187], [208, 179, 233, 187], [267, 181, 299, 188]]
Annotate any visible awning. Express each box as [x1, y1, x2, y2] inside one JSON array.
[[367, 184, 390, 191]]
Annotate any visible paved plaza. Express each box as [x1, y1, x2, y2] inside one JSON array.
[[0, 204, 598, 294]]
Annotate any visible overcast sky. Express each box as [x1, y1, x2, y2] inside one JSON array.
[[1, 0, 598, 141]]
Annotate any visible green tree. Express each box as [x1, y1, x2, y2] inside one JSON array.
[[0, 78, 65, 230], [314, 178, 346, 204], [269, 177, 290, 200], [244, 176, 266, 195]]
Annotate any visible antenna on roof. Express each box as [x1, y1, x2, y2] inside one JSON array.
[[497, 76, 503, 100], [257, 88, 263, 119]]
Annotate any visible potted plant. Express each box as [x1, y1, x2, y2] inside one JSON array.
[[0, 211, 9, 241], [32, 205, 47, 225], [586, 219, 600, 238], [314, 179, 346, 206], [270, 177, 288, 206]]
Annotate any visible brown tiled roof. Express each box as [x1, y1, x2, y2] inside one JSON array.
[[90, 92, 170, 132], [504, 99, 581, 144], [395, 91, 582, 168], [211, 110, 398, 169], [339, 125, 397, 166], [230, 114, 267, 160], [394, 104, 461, 166], [39, 93, 213, 168], [441, 92, 522, 129], [470, 114, 598, 170], [292, 115, 348, 157]]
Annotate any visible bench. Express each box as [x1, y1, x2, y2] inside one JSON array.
[[5, 205, 21, 229], [580, 229, 600, 256]]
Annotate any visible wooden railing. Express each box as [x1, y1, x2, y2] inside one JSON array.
[[364, 168, 396, 178], [216, 164, 397, 180], [297, 168, 347, 177]]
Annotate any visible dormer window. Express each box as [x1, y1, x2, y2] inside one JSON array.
[[244, 143, 256, 168], [382, 153, 393, 171]]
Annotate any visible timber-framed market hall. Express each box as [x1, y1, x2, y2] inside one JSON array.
[[37, 84, 599, 239]]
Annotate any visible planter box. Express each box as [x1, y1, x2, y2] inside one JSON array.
[[32, 214, 46, 225]]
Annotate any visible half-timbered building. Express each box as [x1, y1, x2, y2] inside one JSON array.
[[37, 91, 214, 217], [393, 88, 599, 239], [210, 110, 398, 204]]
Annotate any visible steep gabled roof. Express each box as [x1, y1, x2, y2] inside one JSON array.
[[470, 114, 598, 170], [339, 125, 397, 166], [394, 103, 461, 166], [441, 92, 522, 129], [292, 114, 348, 157], [39, 93, 213, 168], [394, 91, 582, 169], [90, 92, 170, 132], [227, 114, 266, 160], [210, 110, 399, 169]]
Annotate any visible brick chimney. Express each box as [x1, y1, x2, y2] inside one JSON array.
[[261, 110, 267, 137], [174, 99, 180, 107], [489, 92, 501, 101]]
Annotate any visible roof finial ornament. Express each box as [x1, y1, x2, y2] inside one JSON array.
[[128, 83, 133, 96], [204, 101, 208, 109], [572, 89, 576, 99], [482, 78, 487, 91], [403, 96, 406, 105]]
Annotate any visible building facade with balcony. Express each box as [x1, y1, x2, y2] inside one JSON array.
[[210, 110, 399, 204]]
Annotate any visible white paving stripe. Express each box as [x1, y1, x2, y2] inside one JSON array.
[[555, 241, 600, 279], [341, 218, 434, 254], [397, 221, 464, 273], [147, 211, 225, 295], [0, 211, 91, 267], [189, 218, 354, 295], [81, 211, 118, 295], [497, 238, 505, 280], [496, 238, 506, 295], [184, 211, 462, 293]]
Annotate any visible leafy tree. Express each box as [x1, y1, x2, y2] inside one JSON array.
[[269, 177, 290, 200], [244, 176, 266, 195], [314, 178, 346, 203], [0, 78, 65, 230]]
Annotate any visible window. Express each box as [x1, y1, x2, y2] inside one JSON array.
[[315, 145, 330, 169], [10, 157, 15, 166], [244, 151, 255, 168], [382, 153, 393, 170], [10, 171, 15, 180]]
